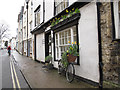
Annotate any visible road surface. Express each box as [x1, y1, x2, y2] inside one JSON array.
[[1, 49, 30, 89]]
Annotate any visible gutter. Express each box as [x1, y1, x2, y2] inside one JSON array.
[[96, 2, 103, 88]]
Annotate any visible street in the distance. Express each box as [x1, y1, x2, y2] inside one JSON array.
[[1, 49, 30, 89]]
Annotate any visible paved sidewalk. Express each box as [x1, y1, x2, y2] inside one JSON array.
[[12, 50, 95, 88]]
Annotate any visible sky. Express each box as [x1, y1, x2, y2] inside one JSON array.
[[0, 0, 25, 39]]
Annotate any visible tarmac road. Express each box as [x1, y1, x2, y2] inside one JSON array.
[[1, 49, 30, 89]]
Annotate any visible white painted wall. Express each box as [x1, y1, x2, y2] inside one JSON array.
[[53, 2, 99, 83], [77, 2, 99, 83], [45, 0, 54, 22], [113, 1, 120, 39], [69, 0, 77, 6], [36, 33, 45, 62]]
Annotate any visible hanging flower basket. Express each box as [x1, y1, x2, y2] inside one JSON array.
[[67, 54, 77, 63]]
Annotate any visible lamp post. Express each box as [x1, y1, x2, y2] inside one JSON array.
[[25, 0, 28, 57]]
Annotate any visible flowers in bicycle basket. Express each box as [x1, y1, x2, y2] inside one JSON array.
[[67, 41, 79, 56], [67, 41, 79, 62], [61, 41, 79, 67]]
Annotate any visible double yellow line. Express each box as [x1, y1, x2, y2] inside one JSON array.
[[10, 60, 21, 89]]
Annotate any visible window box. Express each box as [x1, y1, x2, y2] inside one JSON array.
[[51, 13, 80, 30]]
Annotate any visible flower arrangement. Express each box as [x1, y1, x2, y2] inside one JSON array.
[[61, 41, 79, 66], [50, 8, 80, 27], [67, 41, 79, 56]]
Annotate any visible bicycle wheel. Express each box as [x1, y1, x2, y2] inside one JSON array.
[[58, 60, 63, 74], [66, 63, 75, 83]]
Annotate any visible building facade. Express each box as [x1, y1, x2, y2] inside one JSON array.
[[21, 0, 34, 57], [31, 0, 100, 86], [17, 0, 120, 87], [17, 6, 24, 54]]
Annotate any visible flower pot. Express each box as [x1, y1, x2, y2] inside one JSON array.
[[67, 54, 77, 63]]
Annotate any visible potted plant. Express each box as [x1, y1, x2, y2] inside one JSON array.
[[43, 55, 53, 70], [67, 41, 79, 62], [45, 55, 52, 63]]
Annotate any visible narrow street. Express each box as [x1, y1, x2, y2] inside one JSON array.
[[12, 50, 95, 88], [1, 49, 30, 89]]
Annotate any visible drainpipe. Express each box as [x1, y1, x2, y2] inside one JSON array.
[[96, 2, 103, 88]]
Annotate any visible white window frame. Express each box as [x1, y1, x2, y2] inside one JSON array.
[[113, 1, 120, 39], [55, 0, 68, 15], [55, 26, 77, 60]]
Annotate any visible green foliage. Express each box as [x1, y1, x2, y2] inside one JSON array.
[[67, 43, 79, 56], [61, 52, 68, 68], [50, 8, 80, 27], [55, 19, 60, 24], [69, 11, 74, 17], [75, 8, 80, 13], [45, 55, 52, 63], [51, 21, 55, 27], [62, 15, 67, 20]]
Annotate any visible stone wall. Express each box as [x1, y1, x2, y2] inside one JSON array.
[[100, 2, 120, 85]]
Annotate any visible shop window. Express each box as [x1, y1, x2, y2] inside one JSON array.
[[55, 26, 78, 62]]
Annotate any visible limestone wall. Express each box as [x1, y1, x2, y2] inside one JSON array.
[[100, 2, 120, 84]]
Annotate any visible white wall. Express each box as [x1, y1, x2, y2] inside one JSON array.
[[69, 0, 77, 6], [45, 0, 54, 22], [36, 33, 45, 62], [76, 2, 99, 83]]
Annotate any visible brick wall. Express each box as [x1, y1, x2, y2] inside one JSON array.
[[100, 2, 120, 85]]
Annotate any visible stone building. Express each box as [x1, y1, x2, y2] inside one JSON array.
[[99, 2, 120, 86]]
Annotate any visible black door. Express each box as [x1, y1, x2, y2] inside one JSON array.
[[45, 32, 51, 57]]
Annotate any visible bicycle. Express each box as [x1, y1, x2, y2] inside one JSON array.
[[58, 59, 75, 83]]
